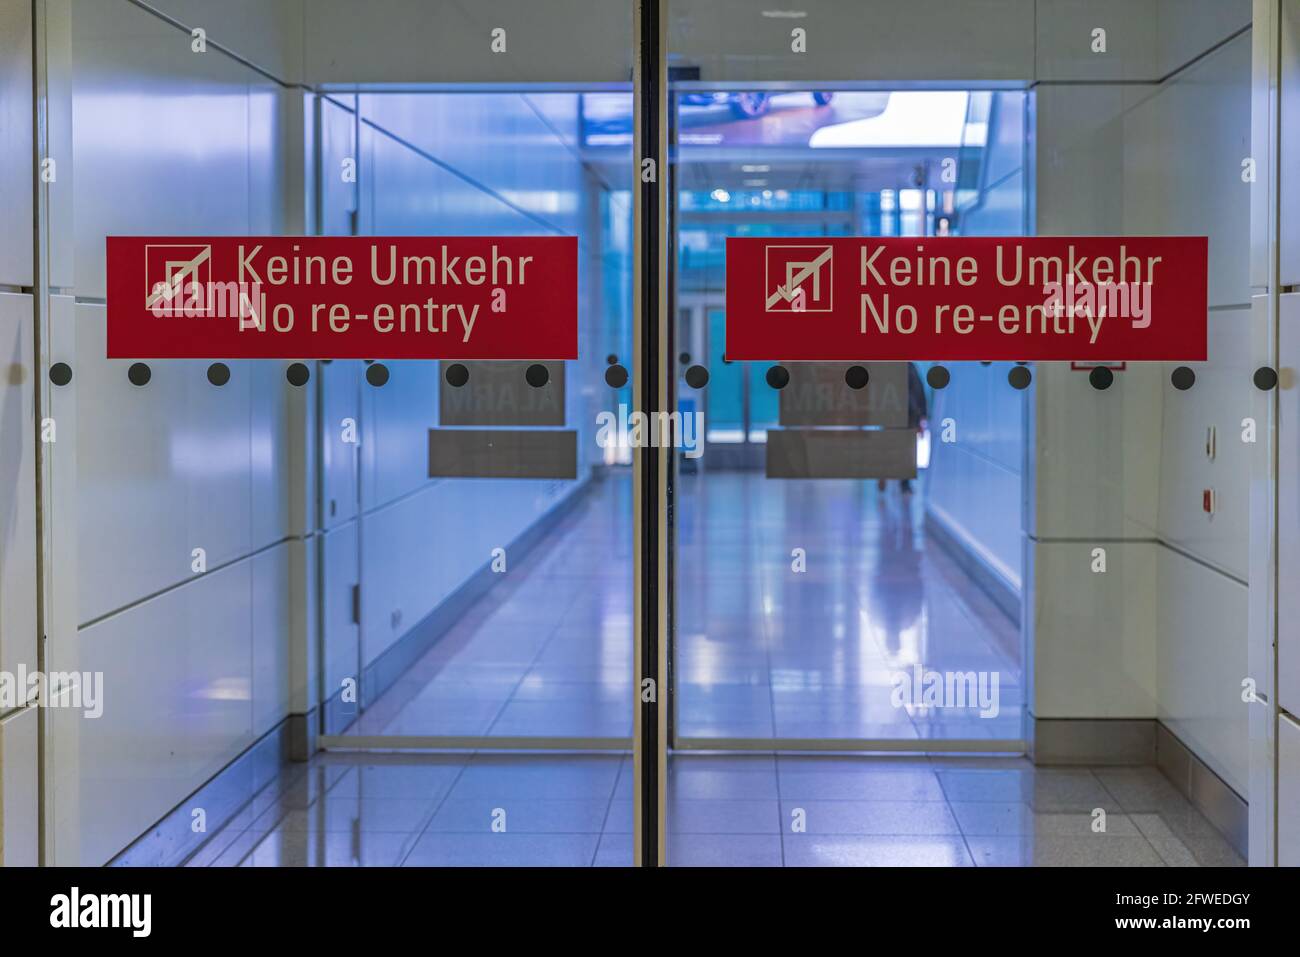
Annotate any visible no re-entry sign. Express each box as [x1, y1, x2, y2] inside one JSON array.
[[106, 235, 578, 360], [725, 235, 1208, 362]]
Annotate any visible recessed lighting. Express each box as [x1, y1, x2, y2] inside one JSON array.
[[743, 178, 767, 187], [710, 188, 731, 203], [762, 10, 807, 17], [741, 164, 771, 173]]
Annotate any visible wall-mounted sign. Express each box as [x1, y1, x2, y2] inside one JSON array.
[[106, 236, 577, 360], [725, 236, 1207, 361]]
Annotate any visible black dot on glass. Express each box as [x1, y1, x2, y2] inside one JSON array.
[[286, 363, 310, 387], [366, 363, 390, 387], [1171, 366, 1195, 391], [207, 362, 230, 387], [605, 364, 628, 388], [1089, 367, 1114, 390], [1253, 366, 1278, 391], [1008, 366, 1032, 390], [1015, 360, 1029, 366], [685, 364, 709, 389], [845, 365, 869, 390], [980, 360, 993, 367], [445, 363, 469, 388], [679, 352, 691, 365], [363, 359, 374, 365], [606, 354, 618, 366], [926, 365, 950, 389], [525, 363, 549, 388], [49, 362, 72, 386], [127, 362, 151, 386], [766, 365, 790, 390]]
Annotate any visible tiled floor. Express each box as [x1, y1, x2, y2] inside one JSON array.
[[342, 469, 1022, 742], [187, 753, 1244, 867], [201, 466, 1224, 867]]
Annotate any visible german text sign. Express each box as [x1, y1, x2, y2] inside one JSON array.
[[725, 236, 1208, 361], [106, 236, 578, 359]]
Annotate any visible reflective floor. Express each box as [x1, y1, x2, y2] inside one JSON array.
[[186, 753, 1244, 867], [343, 469, 1022, 742]]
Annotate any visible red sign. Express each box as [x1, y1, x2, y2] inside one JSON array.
[[106, 236, 578, 360], [725, 236, 1207, 361]]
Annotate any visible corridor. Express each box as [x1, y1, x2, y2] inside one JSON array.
[[338, 472, 1022, 743]]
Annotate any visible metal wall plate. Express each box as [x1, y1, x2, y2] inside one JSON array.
[[766, 427, 917, 479], [428, 428, 577, 479]]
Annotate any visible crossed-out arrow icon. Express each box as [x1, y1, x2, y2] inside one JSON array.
[[766, 245, 833, 311]]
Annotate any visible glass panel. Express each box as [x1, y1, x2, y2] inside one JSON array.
[[663, 0, 1260, 870], [320, 90, 636, 751], [671, 85, 1027, 746]]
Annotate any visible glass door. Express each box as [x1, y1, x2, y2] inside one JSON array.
[[667, 85, 1028, 751], [306, 84, 640, 861], [656, 0, 1265, 869]]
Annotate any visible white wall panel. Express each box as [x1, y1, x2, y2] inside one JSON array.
[[249, 358, 296, 547], [318, 96, 357, 241], [51, 0, 306, 863], [320, 520, 359, 701], [359, 359, 439, 512], [359, 477, 579, 668], [1155, 0, 1251, 77], [139, 0, 305, 83], [1280, 712, 1300, 865], [319, 360, 361, 529], [669, 0, 1035, 83], [45, 0, 74, 291], [1156, 546, 1249, 794], [1029, 21, 1253, 775], [303, 0, 631, 85], [251, 544, 291, 738], [1028, 540, 1158, 718], [1035, 85, 1150, 236], [1282, 0, 1300, 286], [1030, 363, 1163, 540], [0, 0, 33, 287], [1278, 292, 1300, 717], [44, 294, 80, 866], [77, 560, 253, 866], [69, 0, 255, 298], [0, 706, 39, 866], [927, 362, 1025, 591], [0, 294, 37, 685], [287, 536, 316, 715], [1034, 0, 1158, 81], [1156, 308, 1253, 579], [1121, 33, 1251, 309], [75, 306, 253, 625]]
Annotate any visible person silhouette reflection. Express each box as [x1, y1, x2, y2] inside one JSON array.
[[871, 490, 924, 660], [877, 362, 928, 494]]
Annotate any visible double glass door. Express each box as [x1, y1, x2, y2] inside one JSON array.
[[302, 0, 1267, 868]]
